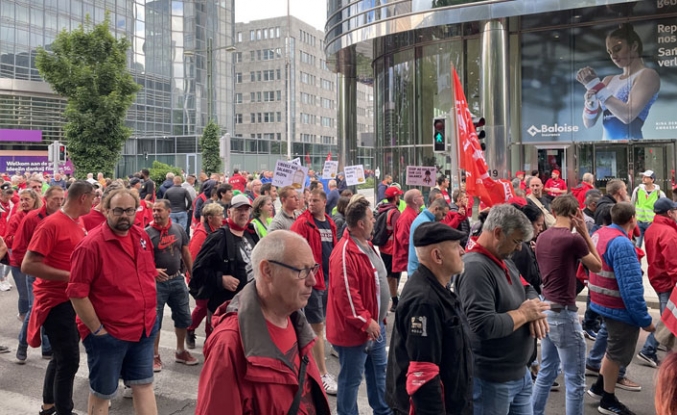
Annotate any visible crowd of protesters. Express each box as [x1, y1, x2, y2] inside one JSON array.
[[1, 166, 677, 415]]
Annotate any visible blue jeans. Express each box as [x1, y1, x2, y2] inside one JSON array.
[[473, 370, 533, 415], [169, 211, 188, 233], [635, 221, 651, 248], [333, 324, 391, 415], [586, 322, 627, 379], [11, 266, 29, 315], [532, 310, 585, 415], [18, 275, 51, 352], [640, 290, 671, 357]]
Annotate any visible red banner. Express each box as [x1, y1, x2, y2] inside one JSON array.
[[453, 68, 513, 207], [326, 152, 332, 161]]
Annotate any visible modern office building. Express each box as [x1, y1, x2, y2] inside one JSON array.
[[0, 0, 234, 177], [325, 0, 677, 195], [233, 15, 374, 173]]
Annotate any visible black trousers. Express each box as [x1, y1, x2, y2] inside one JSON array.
[[42, 301, 80, 414]]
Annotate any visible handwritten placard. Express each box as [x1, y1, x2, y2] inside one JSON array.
[[344, 165, 365, 186], [322, 161, 339, 180], [273, 160, 308, 189]]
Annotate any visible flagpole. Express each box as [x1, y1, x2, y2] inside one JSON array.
[[449, 63, 461, 190]]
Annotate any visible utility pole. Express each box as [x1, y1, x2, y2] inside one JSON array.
[[207, 37, 213, 121]]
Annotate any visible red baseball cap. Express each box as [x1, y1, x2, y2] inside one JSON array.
[[516, 171, 525, 176], [552, 170, 560, 176], [385, 186, 404, 198]]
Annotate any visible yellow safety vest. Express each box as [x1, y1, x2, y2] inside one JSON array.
[[635, 188, 659, 223]]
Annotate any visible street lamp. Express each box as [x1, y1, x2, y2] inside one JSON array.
[[183, 38, 236, 122]]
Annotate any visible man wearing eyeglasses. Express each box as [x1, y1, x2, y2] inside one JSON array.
[[68, 188, 159, 414], [290, 189, 338, 395], [197, 230, 331, 415], [326, 195, 392, 415]]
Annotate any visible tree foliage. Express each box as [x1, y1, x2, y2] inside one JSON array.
[[149, 160, 182, 189], [200, 120, 221, 175], [35, 15, 140, 178]]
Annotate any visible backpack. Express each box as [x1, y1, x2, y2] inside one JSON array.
[[371, 207, 396, 247]]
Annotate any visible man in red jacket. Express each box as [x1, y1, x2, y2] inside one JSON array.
[[392, 189, 424, 275], [290, 189, 338, 395], [196, 231, 331, 415], [326, 195, 391, 415], [637, 197, 677, 367], [228, 168, 247, 193], [572, 173, 595, 209]]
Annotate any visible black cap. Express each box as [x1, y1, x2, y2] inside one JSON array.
[[654, 197, 677, 214], [0, 183, 13, 193], [413, 222, 465, 247]]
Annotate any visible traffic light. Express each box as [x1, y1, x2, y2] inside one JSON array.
[[58, 144, 67, 163], [433, 117, 446, 153], [473, 116, 486, 151]]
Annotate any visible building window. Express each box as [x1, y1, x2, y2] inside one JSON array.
[[256, 29, 261, 40], [257, 92, 262, 102], [277, 90, 282, 101], [276, 69, 281, 80], [234, 52, 242, 63], [277, 112, 281, 122], [235, 93, 242, 104], [276, 27, 280, 38], [235, 114, 243, 123], [250, 92, 255, 102], [235, 73, 242, 83], [258, 113, 262, 123], [250, 71, 255, 82], [250, 113, 255, 123], [250, 50, 255, 61], [237, 32, 242, 43], [250, 30, 255, 41]]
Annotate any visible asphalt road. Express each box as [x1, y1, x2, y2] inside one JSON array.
[[0, 277, 664, 415]]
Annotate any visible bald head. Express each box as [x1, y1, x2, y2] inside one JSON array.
[[404, 189, 423, 209]]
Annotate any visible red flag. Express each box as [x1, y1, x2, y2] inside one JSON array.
[[326, 152, 332, 161], [453, 69, 513, 207], [305, 152, 311, 165]]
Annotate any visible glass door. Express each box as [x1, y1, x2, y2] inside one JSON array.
[[186, 153, 197, 176], [537, 148, 566, 184], [594, 146, 628, 189]]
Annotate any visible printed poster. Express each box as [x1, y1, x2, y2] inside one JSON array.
[[322, 160, 339, 179], [344, 165, 366, 186], [406, 166, 437, 187], [272, 160, 308, 189]]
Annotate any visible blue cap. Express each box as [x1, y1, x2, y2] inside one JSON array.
[[653, 197, 677, 214]]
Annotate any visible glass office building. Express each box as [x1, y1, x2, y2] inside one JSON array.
[[0, 0, 233, 177], [326, 0, 677, 194]]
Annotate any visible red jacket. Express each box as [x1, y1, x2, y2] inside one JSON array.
[[10, 206, 50, 267], [326, 233, 381, 347], [571, 182, 594, 209], [196, 282, 330, 415], [644, 214, 677, 293], [290, 210, 337, 290], [442, 209, 467, 229], [393, 206, 419, 273]]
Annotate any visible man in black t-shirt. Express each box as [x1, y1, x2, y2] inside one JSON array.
[[146, 200, 196, 371], [290, 189, 338, 395], [139, 168, 155, 202]]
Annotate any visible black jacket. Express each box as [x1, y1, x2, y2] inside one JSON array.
[[594, 194, 617, 226], [511, 242, 542, 295], [386, 265, 473, 415]]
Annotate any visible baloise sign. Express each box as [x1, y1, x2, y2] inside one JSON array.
[[521, 15, 677, 142]]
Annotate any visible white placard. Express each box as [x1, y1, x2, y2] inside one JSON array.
[[272, 160, 308, 189], [322, 160, 339, 179], [406, 166, 437, 187], [290, 157, 301, 166], [344, 165, 366, 186]]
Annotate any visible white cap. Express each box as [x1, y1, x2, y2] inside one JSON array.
[[640, 170, 656, 179]]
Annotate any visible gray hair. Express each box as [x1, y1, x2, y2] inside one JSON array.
[[482, 204, 533, 241], [582, 172, 594, 183], [251, 230, 309, 280], [585, 189, 602, 207]]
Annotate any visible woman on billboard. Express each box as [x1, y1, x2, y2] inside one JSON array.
[[576, 23, 660, 140]]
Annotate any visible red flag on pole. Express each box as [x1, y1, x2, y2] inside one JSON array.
[[326, 152, 332, 161], [453, 68, 513, 207]]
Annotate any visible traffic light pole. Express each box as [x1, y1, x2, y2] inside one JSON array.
[[52, 141, 59, 177]]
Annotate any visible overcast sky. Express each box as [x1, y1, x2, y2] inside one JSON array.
[[235, 0, 328, 31]]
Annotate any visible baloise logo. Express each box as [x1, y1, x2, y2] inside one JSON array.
[[527, 123, 579, 137]]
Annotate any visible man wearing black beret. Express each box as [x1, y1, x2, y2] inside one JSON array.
[[386, 221, 473, 414]]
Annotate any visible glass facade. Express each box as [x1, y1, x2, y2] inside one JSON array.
[[0, 0, 234, 177]]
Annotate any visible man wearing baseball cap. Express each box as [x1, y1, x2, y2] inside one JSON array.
[[386, 221, 472, 414], [631, 170, 665, 248], [636, 197, 677, 368], [544, 169, 567, 200]]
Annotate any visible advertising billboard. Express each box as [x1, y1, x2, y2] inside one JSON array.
[[0, 155, 73, 175], [521, 14, 677, 142]]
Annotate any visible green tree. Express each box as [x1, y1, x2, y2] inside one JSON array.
[[200, 120, 221, 175], [35, 15, 140, 178], [149, 160, 182, 188]]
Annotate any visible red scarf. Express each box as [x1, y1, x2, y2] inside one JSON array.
[[468, 243, 513, 285], [227, 217, 250, 233], [150, 217, 172, 239]]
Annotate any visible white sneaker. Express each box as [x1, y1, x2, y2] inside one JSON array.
[[122, 386, 133, 399], [0, 280, 11, 291], [321, 373, 338, 395]]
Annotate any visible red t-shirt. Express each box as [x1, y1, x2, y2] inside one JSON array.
[[82, 209, 106, 232], [29, 210, 88, 304], [68, 224, 157, 341], [544, 178, 567, 198], [266, 318, 316, 415], [229, 174, 247, 193], [535, 227, 589, 306], [10, 206, 50, 267]]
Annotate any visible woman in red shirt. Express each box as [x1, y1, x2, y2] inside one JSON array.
[[186, 202, 225, 348], [5, 189, 41, 311]]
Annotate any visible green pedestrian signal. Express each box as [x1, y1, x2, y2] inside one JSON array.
[[433, 117, 446, 153]]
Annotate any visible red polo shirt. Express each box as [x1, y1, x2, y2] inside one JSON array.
[[67, 224, 157, 341], [81, 208, 106, 231], [544, 178, 567, 198]]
